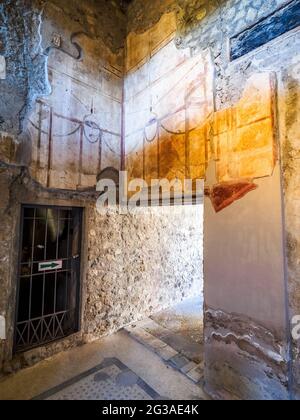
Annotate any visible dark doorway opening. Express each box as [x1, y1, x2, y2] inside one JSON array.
[[14, 205, 83, 353]]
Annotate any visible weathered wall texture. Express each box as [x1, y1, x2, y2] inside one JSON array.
[[85, 205, 203, 341], [204, 162, 288, 400], [0, 0, 48, 135], [1, 0, 300, 401], [0, 0, 126, 189], [126, 0, 300, 400], [0, 0, 126, 373], [0, 165, 97, 373], [0, 169, 203, 373], [283, 49, 300, 400], [0, 0, 203, 376], [26, 0, 126, 190], [125, 3, 279, 211], [124, 11, 214, 191]]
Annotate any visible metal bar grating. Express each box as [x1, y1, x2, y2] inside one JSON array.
[[15, 205, 82, 353]]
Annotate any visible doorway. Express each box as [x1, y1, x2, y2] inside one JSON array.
[[14, 205, 83, 353]]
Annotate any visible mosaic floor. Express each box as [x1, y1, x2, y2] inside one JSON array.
[[34, 358, 163, 400], [0, 299, 207, 400]]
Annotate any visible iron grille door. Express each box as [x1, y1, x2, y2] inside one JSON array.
[[15, 205, 83, 353]]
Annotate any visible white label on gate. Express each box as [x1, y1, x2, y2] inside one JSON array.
[[0, 56, 6, 80], [0, 316, 6, 340], [38, 260, 63, 272]]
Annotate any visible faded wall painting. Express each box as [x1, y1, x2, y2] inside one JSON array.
[[207, 72, 277, 212], [124, 12, 278, 211], [124, 12, 215, 191], [23, 7, 278, 210], [26, 2, 123, 191]]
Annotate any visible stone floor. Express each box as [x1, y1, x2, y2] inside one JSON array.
[[125, 296, 204, 385], [152, 296, 204, 346], [0, 297, 207, 400]]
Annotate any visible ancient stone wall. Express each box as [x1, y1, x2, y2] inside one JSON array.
[[0, 0, 126, 373], [0, 0, 203, 375], [0, 169, 203, 373], [85, 205, 203, 341], [1, 0, 300, 400], [126, 0, 300, 400]]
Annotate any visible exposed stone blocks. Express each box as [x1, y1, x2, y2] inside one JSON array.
[[85, 205, 203, 341], [0, 0, 299, 401]]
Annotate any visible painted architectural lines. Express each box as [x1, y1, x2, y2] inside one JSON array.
[[124, 10, 215, 187], [124, 11, 278, 212], [25, 9, 278, 211], [25, 1, 124, 191], [125, 12, 178, 73], [28, 96, 121, 191], [124, 44, 215, 186], [212, 73, 277, 183], [206, 72, 277, 212]]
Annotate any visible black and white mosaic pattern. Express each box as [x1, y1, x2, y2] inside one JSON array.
[[33, 358, 162, 401]]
